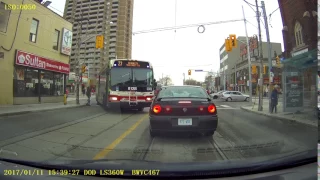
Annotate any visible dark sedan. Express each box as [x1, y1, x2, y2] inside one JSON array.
[[149, 85, 218, 137]]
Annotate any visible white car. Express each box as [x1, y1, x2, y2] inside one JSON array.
[[221, 91, 249, 101], [210, 91, 225, 99]]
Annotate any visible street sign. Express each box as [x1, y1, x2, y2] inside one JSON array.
[[195, 70, 203, 72]]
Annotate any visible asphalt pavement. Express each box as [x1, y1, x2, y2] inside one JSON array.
[[0, 100, 316, 163]]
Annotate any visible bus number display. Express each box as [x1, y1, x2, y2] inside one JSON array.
[[126, 61, 140, 67], [114, 61, 150, 68]]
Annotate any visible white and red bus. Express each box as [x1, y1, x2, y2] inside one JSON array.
[[96, 59, 155, 111]]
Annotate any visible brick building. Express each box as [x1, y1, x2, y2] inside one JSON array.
[[278, 0, 317, 109], [278, 0, 317, 57]]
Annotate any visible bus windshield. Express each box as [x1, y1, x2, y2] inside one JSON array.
[[110, 67, 153, 91]]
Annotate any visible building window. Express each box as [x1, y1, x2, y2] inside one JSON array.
[[0, 2, 10, 32], [294, 21, 304, 47], [30, 18, 39, 43], [13, 67, 39, 97], [53, 29, 60, 50]]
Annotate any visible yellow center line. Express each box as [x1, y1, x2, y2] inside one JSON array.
[[93, 114, 148, 160]]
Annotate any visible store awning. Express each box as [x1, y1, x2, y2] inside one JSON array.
[[282, 49, 317, 69]]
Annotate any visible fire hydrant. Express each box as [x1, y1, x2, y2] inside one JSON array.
[[64, 94, 67, 105]]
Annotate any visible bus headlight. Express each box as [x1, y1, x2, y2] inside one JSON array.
[[110, 97, 118, 101]]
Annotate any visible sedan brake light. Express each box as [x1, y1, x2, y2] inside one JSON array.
[[208, 104, 216, 113], [178, 101, 191, 104], [153, 105, 162, 114]]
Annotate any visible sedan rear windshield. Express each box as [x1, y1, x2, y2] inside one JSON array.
[[158, 86, 208, 98]]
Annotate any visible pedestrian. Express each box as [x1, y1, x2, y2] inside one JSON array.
[[270, 85, 279, 113], [265, 85, 269, 97], [86, 86, 92, 105], [82, 86, 85, 96]]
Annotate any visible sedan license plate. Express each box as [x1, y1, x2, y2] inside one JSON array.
[[178, 118, 192, 126]]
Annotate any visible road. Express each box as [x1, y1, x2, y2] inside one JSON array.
[[0, 100, 316, 163]]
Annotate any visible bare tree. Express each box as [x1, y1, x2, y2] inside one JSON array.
[[159, 76, 172, 86]]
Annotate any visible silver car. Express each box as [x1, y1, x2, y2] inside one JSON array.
[[210, 91, 225, 99], [221, 91, 249, 101]]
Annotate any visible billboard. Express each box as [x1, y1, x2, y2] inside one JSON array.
[[61, 28, 72, 56]]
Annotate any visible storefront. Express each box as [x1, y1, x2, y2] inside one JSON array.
[[13, 50, 70, 104]]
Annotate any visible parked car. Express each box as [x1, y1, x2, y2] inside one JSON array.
[[149, 85, 218, 137]]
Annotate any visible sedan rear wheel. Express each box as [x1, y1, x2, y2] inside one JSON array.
[[149, 128, 156, 137], [226, 97, 232, 101], [245, 97, 249, 101]]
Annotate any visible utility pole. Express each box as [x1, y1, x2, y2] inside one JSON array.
[[234, 64, 237, 91], [255, 0, 264, 111], [242, 6, 253, 102], [223, 69, 226, 91], [261, 1, 273, 113], [75, 15, 83, 105]]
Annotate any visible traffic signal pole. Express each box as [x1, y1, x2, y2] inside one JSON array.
[[261, 1, 273, 113], [255, 0, 264, 111]]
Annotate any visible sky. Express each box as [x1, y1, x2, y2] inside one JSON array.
[[48, 0, 284, 85]]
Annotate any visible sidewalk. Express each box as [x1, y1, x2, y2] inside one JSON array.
[[241, 101, 317, 127], [0, 96, 95, 117]]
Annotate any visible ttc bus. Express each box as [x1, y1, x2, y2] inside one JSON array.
[[96, 59, 155, 111]]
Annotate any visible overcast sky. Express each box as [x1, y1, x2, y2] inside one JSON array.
[[49, 0, 283, 85]]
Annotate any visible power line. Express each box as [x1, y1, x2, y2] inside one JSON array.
[[132, 18, 256, 35], [268, 0, 291, 28], [243, 0, 260, 7], [153, 64, 214, 68]]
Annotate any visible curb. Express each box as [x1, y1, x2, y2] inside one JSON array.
[[240, 106, 317, 128], [0, 104, 87, 117]]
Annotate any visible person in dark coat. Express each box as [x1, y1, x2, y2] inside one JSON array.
[[86, 86, 92, 105], [270, 85, 279, 113]]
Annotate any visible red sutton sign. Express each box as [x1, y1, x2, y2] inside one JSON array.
[[15, 50, 70, 74]]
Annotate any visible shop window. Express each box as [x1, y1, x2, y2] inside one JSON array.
[[40, 70, 54, 96], [0, 2, 11, 33], [54, 73, 64, 95], [13, 67, 39, 97]]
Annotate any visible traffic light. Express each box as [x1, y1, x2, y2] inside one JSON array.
[[188, 69, 191, 76], [263, 65, 266, 74], [225, 39, 232, 52], [95, 35, 104, 49], [81, 64, 86, 73], [229, 34, 237, 48], [252, 65, 257, 74]]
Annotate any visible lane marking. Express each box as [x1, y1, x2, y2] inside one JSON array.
[[93, 114, 148, 160], [220, 105, 231, 108]]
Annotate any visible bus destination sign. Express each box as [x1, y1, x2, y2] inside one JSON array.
[[114, 60, 150, 68]]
